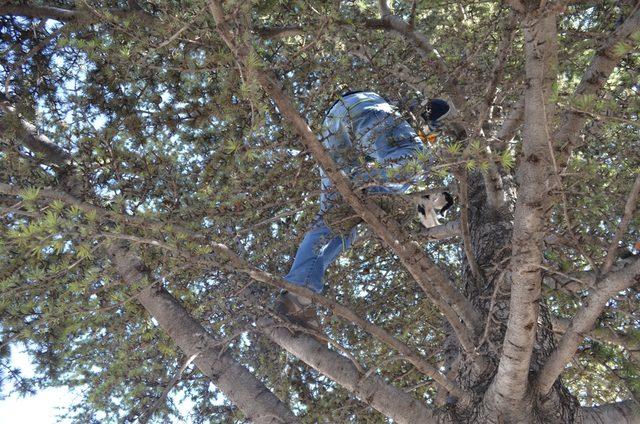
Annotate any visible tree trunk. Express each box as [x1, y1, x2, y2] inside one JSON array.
[[440, 173, 580, 423]]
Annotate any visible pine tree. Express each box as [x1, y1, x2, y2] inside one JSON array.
[[1, 1, 639, 422]]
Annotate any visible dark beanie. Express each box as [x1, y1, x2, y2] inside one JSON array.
[[421, 98, 450, 124]]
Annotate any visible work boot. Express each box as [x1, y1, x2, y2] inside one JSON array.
[[274, 291, 323, 337]]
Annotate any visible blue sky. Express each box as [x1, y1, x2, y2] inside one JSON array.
[[1, 346, 75, 423], [2, 343, 215, 422]]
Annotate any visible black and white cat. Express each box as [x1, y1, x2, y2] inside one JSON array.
[[413, 192, 454, 228]]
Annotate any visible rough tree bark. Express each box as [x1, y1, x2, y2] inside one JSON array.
[[113, 252, 299, 424], [260, 319, 443, 424], [486, 9, 559, 419]]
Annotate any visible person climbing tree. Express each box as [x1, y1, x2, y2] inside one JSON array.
[[277, 91, 454, 327]]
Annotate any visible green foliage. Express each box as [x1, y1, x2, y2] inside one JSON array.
[[500, 148, 515, 170], [20, 187, 41, 202], [612, 41, 633, 57]]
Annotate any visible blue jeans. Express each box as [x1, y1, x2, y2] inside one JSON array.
[[284, 92, 426, 293]]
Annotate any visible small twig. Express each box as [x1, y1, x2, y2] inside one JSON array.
[[216, 329, 255, 360], [230, 279, 254, 298], [0, 200, 25, 216], [4, 26, 65, 97], [325, 337, 366, 375], [476, 270, 506, 351], [236, 207, 305, 235], [404, 379, 433, 393], [537, 264, 593, 290], [363, 355, 404, 379], [455, 170, 483, 282], [542, 99, 573, 234], [98, 232, 177, 252], [408, 0, 417, 29], [138, 352, 200, 424], [286, 18, 328, 62], [156, 22, 190, 50], [559, 104, 640, 128]]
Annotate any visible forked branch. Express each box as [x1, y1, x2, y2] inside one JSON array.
[[536, 257, 640, 394]]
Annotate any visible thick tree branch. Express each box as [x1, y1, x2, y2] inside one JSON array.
[[576, 400, 640, 424], [0, 5, 85, 21], [488, 10, 558, 413], [480, 151, 506, 210], [535, 257, 640, 394], [253, 26, 304, 39], [420, 220, 461, 240], [110, 252, 298, 424], [260, 319, 445, 424], [554, 4, 640, 165], [495, 96, 524, 143], [0, 4, 155, 24], [550, 316, 640, 361], [0, 94, 72, 165]]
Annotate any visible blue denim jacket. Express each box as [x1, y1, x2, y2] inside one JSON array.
[[319, 91, 425, 212], [285, 91, 427, 292]]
